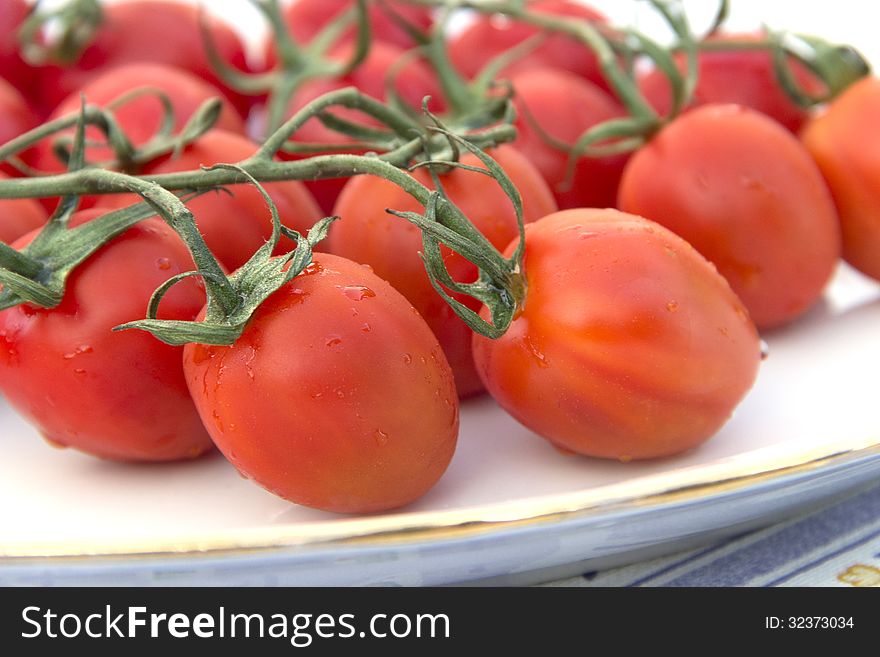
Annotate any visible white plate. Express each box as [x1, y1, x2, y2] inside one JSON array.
[[1, 265, 879, 586]]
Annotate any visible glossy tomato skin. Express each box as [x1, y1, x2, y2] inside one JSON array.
[[510, 67, 628, 209], [0, 77, 36, 176], [449, 1, 609, 92], [96, 129, 322, 272], [282, 0, 434, 51], [28, 63, 245, 177], [618, 104, 840, 329], [802, 77, 880, 281], [0, 210, 213, 462], [328, 145, 557, 398], [0, 0, 34, 104], [473, 209, 761, 460], [281, 41, 444, 214], [638, 33, 820, 133], [0, 172, 47, 243], [183, 254, 459, 514], [32, 1, 252, 116]]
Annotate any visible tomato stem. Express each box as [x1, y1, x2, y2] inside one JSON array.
[[17, 0, 103, 66]]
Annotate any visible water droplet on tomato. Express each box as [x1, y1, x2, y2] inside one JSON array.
[[326, 335, 343, 348], [63, 344, 93, 359], [334, 388, 346, 399], [403, 353, 413, 365], [212, 410, 225, 433], [523, 335, 549, 368], [310, 391, 324, 399], [361, 323, 371, 333], [666, 300, 679, 313], [579, 232, 599, 240], [760, 340, 770, 361], [156, 257, 171, 271], [374, 430, 389, 447], [339, 285, 376, 301], [190, 344, 215, 365], [288, 287, 308, 304], [244, 345, 257, 380], [73, 368, 86, 375], [301, 262, 324, 276]]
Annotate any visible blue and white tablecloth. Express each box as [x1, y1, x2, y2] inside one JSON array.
[[542, 482, 880, 587]]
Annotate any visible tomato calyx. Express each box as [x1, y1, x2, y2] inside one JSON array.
[[17, 0, 103, 66]]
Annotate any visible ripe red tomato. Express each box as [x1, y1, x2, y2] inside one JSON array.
[[638, 33, 821, 133], [510, 67, 628, 209], [0, 210, 213, 462], [473, 209, 761, 460], [802, 77, 880, 281], [328, 145, 557, 398], [28, 63, 245, 180], [618, 104, 840, 329], [32, 0, 252, 116], [0, 172, 47, 243], [281, 40, 444, 213], [96, 129, 322, 273], [449, 1, 610, 92], [183, 253, 459, 513], [0, 0, 34, 105], [0, 76, 36, 176], [281, 0, 434, 50]]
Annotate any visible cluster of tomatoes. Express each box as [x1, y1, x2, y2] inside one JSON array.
[[0, 0, 877, 514]]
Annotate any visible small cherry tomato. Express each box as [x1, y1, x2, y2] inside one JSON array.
[[510, 67, 628, 209], [281, 40, 444, 213], [183, 253, 459, 514], [0, 172, 47, 243], [638, 33, 822, 133], [618, 104, 840, 329], [802, 77, 880, 281], [32, 0, 252, 117], [281, 0, 434, 51], [472, 209, 761, 460], [0, 210, 213, 462], [96, 129, 323, 272], [449, 1, 610, 92], [328, 145, 557, 397]]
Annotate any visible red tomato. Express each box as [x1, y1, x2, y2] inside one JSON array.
[[473, 209, 761, 460], [802, 77, 880, 281], [449, 1, 610, 92], [27, 62, 245, 211], [328, 145, 557, 398], [0, 0, 34, 104], [96, 129, 322, 272], [638, 33, 821, 133], [281, 0, 434, 51], [0, 210, 213, 462], [618, 104, 840, 329], [0, 172, 47, 243], [0, 76, 36, 176], [183, 253, 459, 513], [281, 40, 444, 213], [510, 67, 628, 209], [32, 0, 252, 116]]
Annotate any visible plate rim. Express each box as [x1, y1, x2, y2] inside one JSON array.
[[4, 433, 879, 563]]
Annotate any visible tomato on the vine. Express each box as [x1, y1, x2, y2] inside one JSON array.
[[618, 104, 840, 329], [449, 1, 610, 92], [96, 129, 323, 273], [473, 209, 761, 460], [638, 33, 821, 133], [328, 145, 557, 398], [281, 40, 444, 213], [32, 0, 252, 117], [509, 67, 628, 210], [0, 210, 213, 462], [29, 63, 244, 177], [802, 77, 880, 282], [183, 253, 459, 514]]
